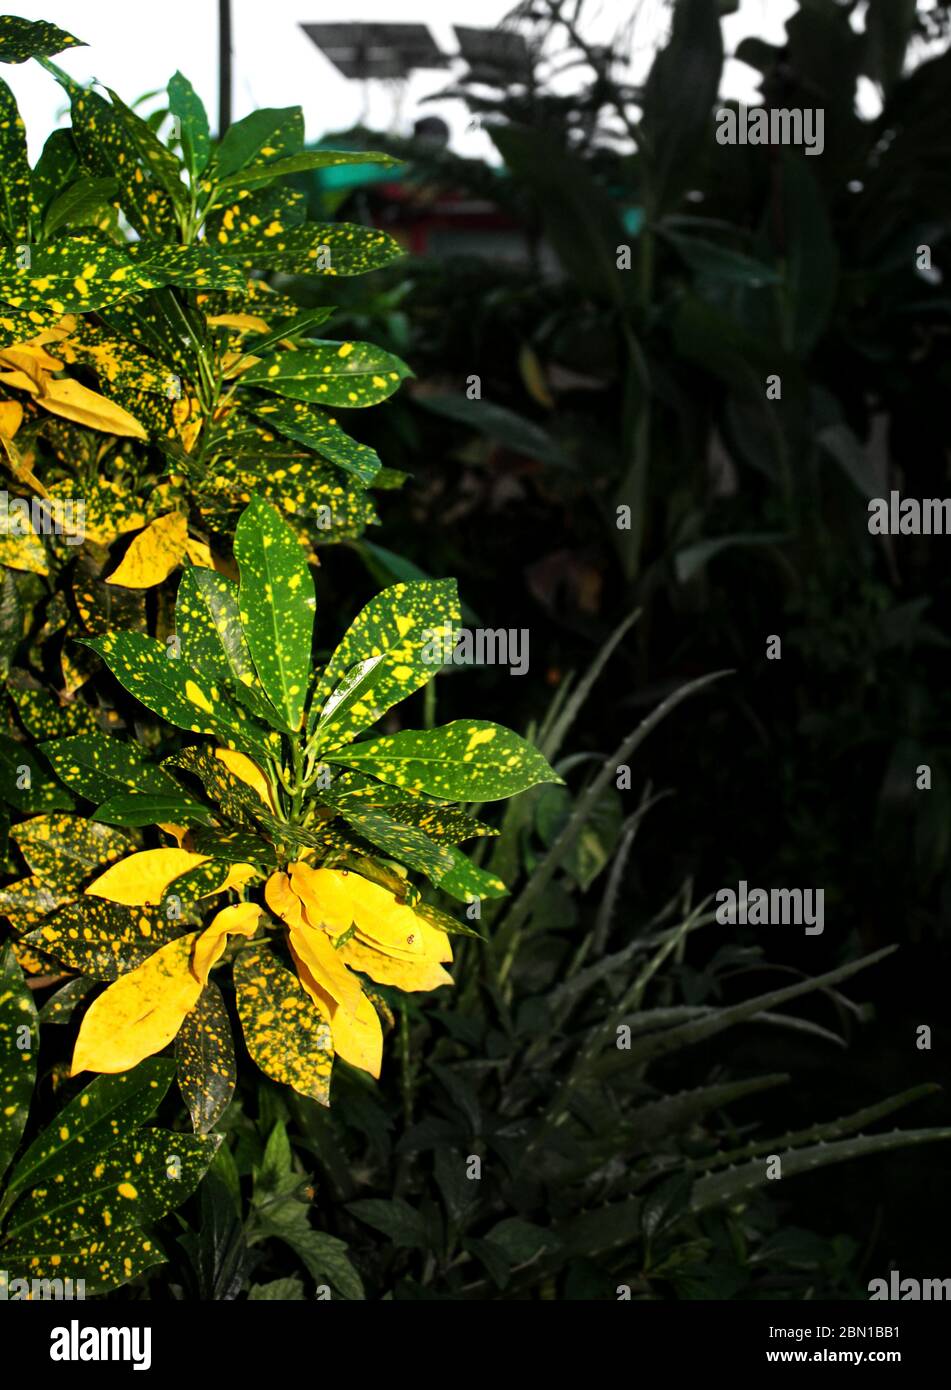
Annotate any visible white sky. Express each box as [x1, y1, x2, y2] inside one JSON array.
[[3, 0, 870, 161]]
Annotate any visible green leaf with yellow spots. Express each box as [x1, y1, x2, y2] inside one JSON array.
[[26, 898, 185, 981], [0, 303, 63, 348], [43, 174, 120, 236], [6, 681, 99, 738], [223, 221, 403, 277], [168, 71, 210, 181], [164, 744, 268, 831], [128, 241, 246, 293], [175, 981, 236, 1134], [338, 807, 456, 883], [2, 1059, 174, 1206], [101, 86, 187, 213], [93, 791, 214, 828], [325, 721, 562, 801], [0, 15, 83, 63], [212, 105, 303, 180], [0, 741, 74, 814], [8, 1127, 216, 1229], [175, 567, 289, 730], [206, 184, 306, 247], [201, 439, 379, 545], [68, 89, 177, 238], [0, 941, 35, 1185], [234, 495, 315, 732], [413, 898, 486, 942], [51, 321, 169, 393], [336, 807, 505, 902], [0, 76, 31, 243], [0, 876, 71, 931], [81, 630, 277, 763], [234, 943, 334, 1106], [10, 813, 130, 890], [345, 796, 496, 843], [240, 339, 410, 407], [165, 857, 252, 907], [218, 147, 398, 191], [249, 397, 381, 484], [0, 238, 149, 315], [311, 579, 460, 751], [38, 974, 96, 1025], [40, 732, 185, 804], [432, 849, 509, 901], [3, 1128, 220, 1294], [100, 287, 204, 381], [72, 539, 148, 636]]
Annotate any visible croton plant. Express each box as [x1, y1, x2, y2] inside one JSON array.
[[0, 15, 559, 1290]]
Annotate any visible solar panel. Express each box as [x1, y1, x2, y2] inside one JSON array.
[[300, 23, 449, 80], [453, 25, 531, 79]]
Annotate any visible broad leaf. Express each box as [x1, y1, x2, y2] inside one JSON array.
[[312, 579, 460, 750], [240, 341, 411, 407], [0, 942, 36, 1186], [40, 732, 185, 804], [175, 981, 236, 1134], [168, 70, 210, 180], [234, 495, 315, 731], [234, 944, 334, 1105], [325, 721, 562, 801]]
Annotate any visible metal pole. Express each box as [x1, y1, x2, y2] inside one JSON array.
[[218, 0, 233, 136]]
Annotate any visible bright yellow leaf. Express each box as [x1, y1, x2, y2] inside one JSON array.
[[37, 376, 148, 439], [216, 748, 278, 812], [337, 936, 453, 992], [290, 863, 450, 962], [264, 870, 364, 1015], [71, 932, 202, 1075], [191, 900, 262, 981], [206, 313, 270, 334], [106, 512, 189, 588], [0, 368, 40, 394], [290, 943, 383, 1078], [0, 400, 23, 436], [0, 342, 64, 382], [85, 848, 209, 906]]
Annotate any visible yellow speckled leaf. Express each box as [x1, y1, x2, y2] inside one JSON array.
[[290, 942, 382, 1078], [71, 932, 202, 1074], [234, 943, 333, 1105], [175, 980, 236, 1134], [106, 512, 188, 588]]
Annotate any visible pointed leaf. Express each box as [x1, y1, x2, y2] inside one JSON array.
[[240, 341, 410, 406], [176, 981, 236, 1134], [325, 721, 561, 801], [0, 941, 36, 1185], [234, 944, 333, 1105], [234, 495, 315, 731]]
